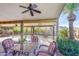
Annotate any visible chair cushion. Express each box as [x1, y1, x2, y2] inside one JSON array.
[[38, 51, 49, 56], [39, 45, 48, 51]]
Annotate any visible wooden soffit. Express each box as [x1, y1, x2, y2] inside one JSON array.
[[0, 18, 57, 24]]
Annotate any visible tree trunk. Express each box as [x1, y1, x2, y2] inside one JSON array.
[[69, 21, 74, 39], [68, 12, 76, 39]]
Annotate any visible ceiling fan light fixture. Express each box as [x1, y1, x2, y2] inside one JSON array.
[[19, 3, 41, 16]]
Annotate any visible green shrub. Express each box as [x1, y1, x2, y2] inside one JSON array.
[[57, 37, 79, 56], [13, 27, 21, 33]]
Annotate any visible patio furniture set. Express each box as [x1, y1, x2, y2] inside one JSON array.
[[0, 35, 57, 56]]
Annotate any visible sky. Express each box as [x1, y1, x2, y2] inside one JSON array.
[[59, 11, 79, 28]]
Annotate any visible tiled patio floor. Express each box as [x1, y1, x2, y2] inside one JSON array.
[[54, 50, 63, 56]]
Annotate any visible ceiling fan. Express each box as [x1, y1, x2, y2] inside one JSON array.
[[19, 4, 41, 16]]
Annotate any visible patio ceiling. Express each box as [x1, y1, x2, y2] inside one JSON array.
[[0, 3, 65, 23]]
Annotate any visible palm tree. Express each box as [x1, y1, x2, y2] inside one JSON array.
[[64, 3, 79, 39]]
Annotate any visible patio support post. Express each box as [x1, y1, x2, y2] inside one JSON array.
[[32, 26, 35, 34], [56, 20, 59, 39], [31, 27, 32, 35], [31, 26, 34, 35], [20, 21, 24, 52], [53, 26, 55, 40]]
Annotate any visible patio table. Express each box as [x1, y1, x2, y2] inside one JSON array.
[[11, 42, 38, 56]]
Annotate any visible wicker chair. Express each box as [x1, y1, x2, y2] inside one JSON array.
[[30, 35, 39, 55], [34, 41, 57, 56], [2, 38, 14, 55], [31, 35, 39, 42]]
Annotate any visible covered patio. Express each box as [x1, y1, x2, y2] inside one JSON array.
[[0, 3, 65, 56]]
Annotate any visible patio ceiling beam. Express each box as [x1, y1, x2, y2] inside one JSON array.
[[0, 18, 57, 24]]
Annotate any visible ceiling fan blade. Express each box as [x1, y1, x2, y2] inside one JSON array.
[[19, 5, 27, 8], [22, 10, 29, 14], [32, 4, 37, 8], [30, 10, 34, 16], [32, 9, 41, 13]]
